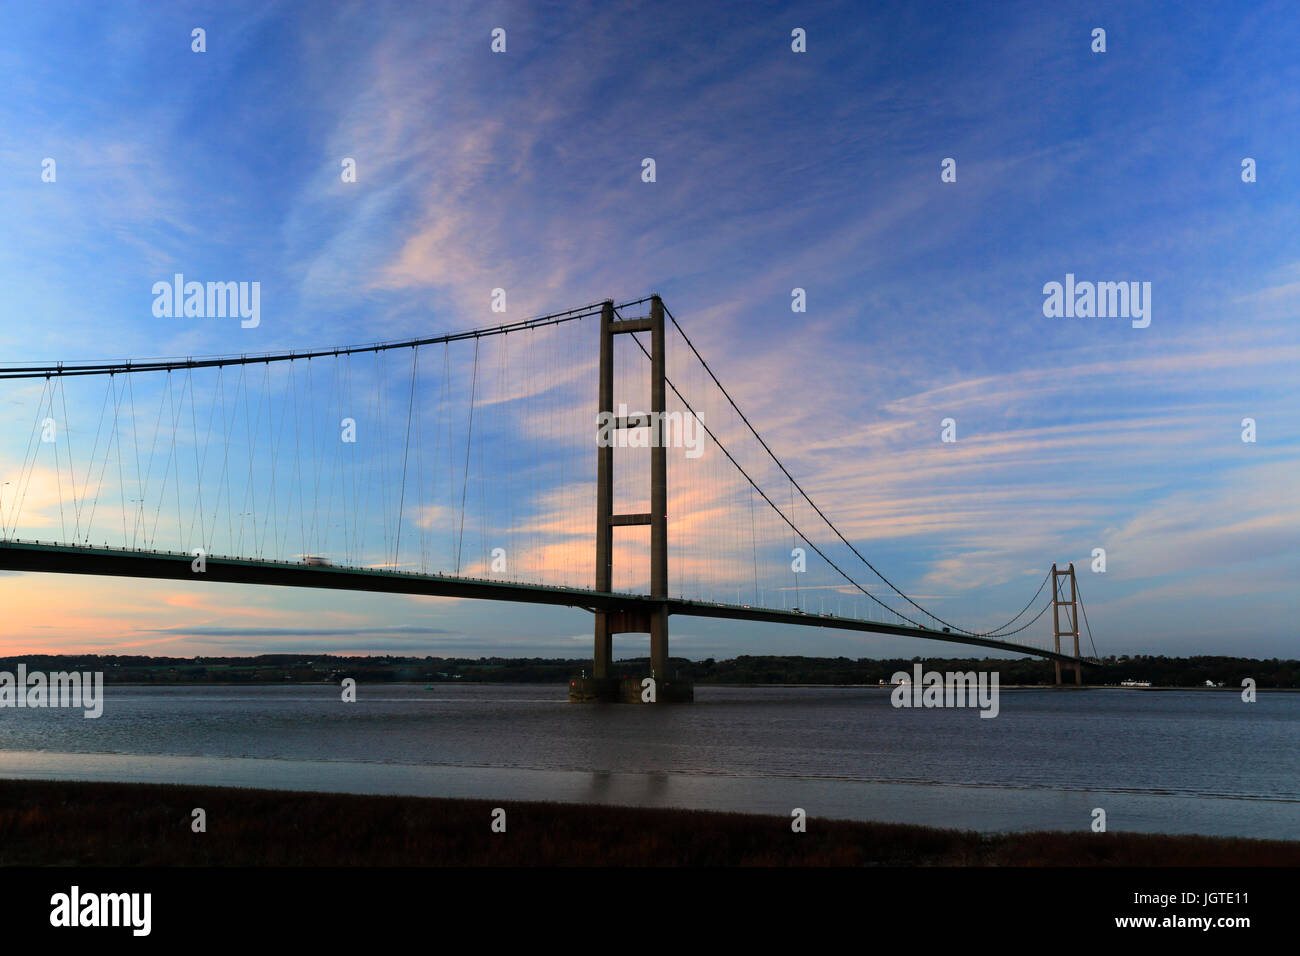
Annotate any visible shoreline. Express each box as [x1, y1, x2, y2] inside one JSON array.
[[50, 680, 1292, 691], [0, 779, 1295, 866]]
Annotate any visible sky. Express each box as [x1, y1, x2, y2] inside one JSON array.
[[0, 0, 1296, 661]]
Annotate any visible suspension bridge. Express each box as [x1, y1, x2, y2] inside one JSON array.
[[0, 296, 1101, 700]]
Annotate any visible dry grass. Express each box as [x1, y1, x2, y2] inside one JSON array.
[[0, 780, 1293, 866]]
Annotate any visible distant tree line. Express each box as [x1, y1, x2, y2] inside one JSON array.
[[0, 653, 1294, 688]]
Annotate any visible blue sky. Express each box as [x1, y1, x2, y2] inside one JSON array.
[[0, 0, 1296, 660]]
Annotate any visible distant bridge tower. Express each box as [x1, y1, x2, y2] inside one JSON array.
[[586, 295, 676, 699], [1051, 562, 1082, 686]]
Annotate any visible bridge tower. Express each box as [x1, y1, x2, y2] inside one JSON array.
[[1051, 562, 1082, 686], [582, 295, 682, 701]]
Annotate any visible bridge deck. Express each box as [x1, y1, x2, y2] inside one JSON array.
[[0, 539, 1096, 666]]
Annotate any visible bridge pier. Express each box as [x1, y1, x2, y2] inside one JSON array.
[[650, 606, 669, 689], [593, 613, 613, 680], [570, 675, 694, 703], [576, 604, 690, 701]]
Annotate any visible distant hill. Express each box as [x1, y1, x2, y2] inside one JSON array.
[[0, 653, 1293, 688]]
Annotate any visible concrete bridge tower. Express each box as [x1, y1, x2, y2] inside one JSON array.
[[573, 296, 689, 702]]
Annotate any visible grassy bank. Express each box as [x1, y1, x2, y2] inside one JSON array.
[[1, 779, 1295, 866]]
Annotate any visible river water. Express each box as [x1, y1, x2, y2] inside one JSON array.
[[0, 683, 1295, 839]]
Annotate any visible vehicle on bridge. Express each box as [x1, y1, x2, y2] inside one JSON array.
[[301, 555, 332, 567]]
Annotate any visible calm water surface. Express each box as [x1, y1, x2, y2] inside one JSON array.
[[0, 684, 1295, 838]]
